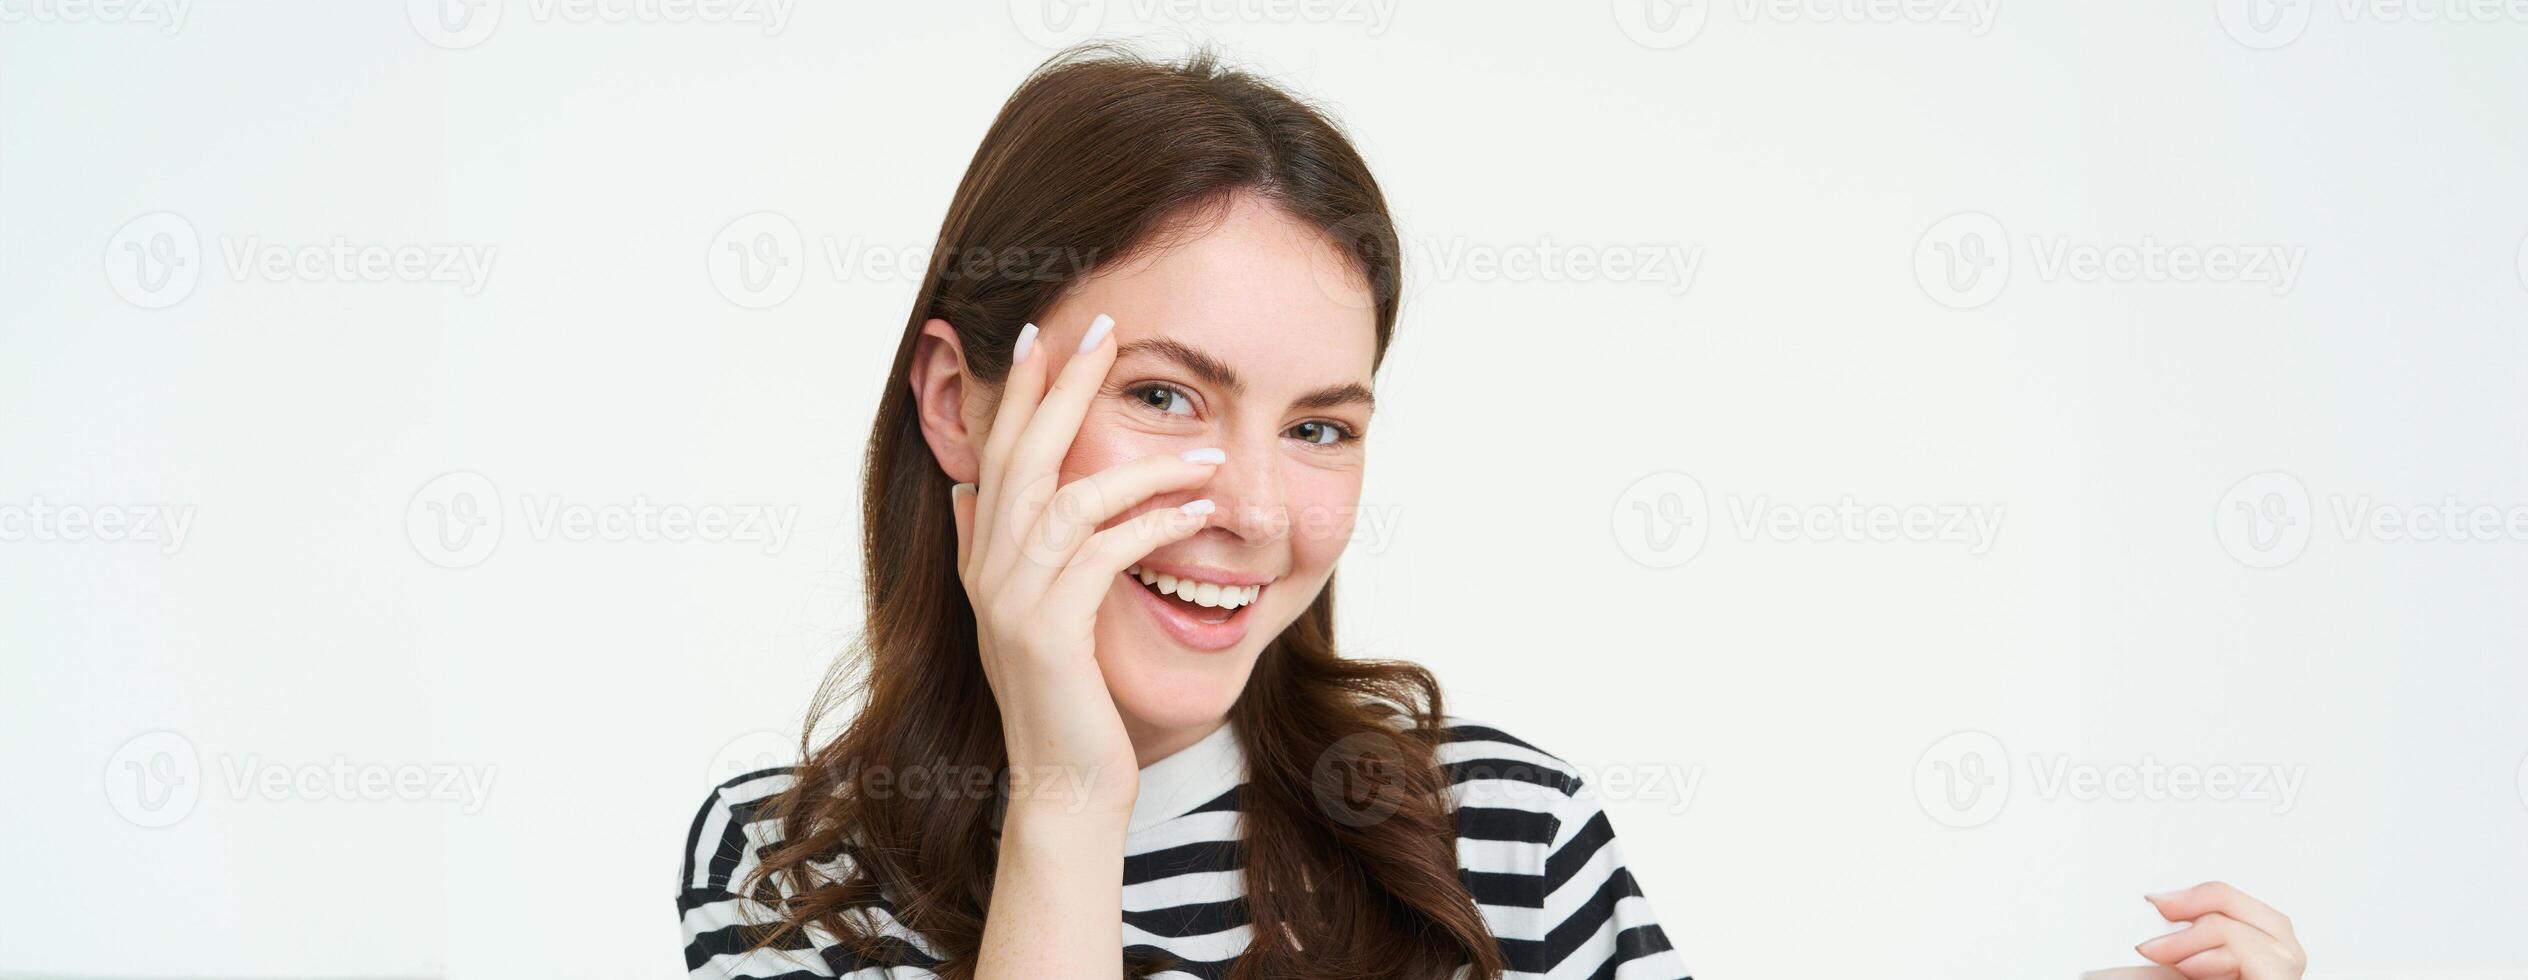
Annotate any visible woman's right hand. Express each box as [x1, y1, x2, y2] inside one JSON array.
[[947, 312, 1224, 822]]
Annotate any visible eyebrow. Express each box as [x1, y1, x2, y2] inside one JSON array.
[[1114, 337, 1376, 416]]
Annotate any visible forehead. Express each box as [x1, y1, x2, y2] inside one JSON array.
[[1043, 195, 1380, 393]]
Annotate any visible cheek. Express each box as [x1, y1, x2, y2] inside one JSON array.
[[1283, 467, 1364, 571], [1056, 412, 1172, 518]]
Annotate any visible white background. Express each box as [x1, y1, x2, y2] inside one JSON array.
[[5, 2, 2526, 978]]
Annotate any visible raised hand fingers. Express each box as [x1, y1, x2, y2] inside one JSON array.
[[2148, 883, 2295, 945], [975, 321, 1046, 525], [2138, 913, 2250, 970], [1044, 498, 1216, 614], [1007, 449, 1224, 592], [984, 313, 1117, 584], [2143, 883, 2306, 980]]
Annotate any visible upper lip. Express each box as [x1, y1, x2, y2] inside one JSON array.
[[1128, 560, 1277, 587]]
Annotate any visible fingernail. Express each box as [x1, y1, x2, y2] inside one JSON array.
[[951, 482, 975, 498], [1180, 447, 1225, 464], [2144, 891, 2181, 904], [1178, 498, 1216, 516], [1077, 313, 1114, 353], [1012, 323, 1039, 365]]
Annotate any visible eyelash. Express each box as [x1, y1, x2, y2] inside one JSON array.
[[1119, 381, 1361, 447]]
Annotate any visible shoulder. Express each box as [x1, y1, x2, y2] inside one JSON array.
[[679, 766, 852, 978], [1427, 716, 1594, 833], [678, 765, 803, 905], [1430, 718, 1694, 978]]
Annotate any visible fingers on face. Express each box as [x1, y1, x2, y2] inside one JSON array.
[[1045, 500, 1214, 613], [982, 314, 1118, 584], [1005, 313, 1116, 499], [1010, 452, 1222, 590], [977, 321, 1047, 513]]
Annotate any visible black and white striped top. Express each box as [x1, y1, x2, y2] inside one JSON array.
[[678, 719, 1690, 979]]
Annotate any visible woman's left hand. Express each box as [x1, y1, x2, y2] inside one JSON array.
[[2135, 881, 2307, 980]]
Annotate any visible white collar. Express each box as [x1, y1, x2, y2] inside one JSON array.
[[1126, 719, 1245, 835]]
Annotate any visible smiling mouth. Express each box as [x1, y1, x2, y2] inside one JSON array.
[[1123, 564, 1265, 626]]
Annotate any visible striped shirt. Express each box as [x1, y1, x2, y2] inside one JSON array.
[[678, 718, 1690, 979]]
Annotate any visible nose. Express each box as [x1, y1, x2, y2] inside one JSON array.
[[1194, 435, 1290, 544]]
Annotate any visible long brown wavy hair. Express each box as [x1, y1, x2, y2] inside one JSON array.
[[738, 44, 1501, 980]]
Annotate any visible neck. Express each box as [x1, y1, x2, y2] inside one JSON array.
[[1123, 714, 1230, 769]]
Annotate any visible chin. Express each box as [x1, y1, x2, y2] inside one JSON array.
[[1095, 570, 1300, 736]]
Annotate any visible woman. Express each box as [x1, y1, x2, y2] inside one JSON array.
[[676, 45, 2309, 980]]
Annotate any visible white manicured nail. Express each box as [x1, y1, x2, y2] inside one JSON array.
[[1178, 498, 1216, 516], [1180, 447, 1225, 464], [1077, 313, 1114, 353], [1012, 323, 1039, 365]]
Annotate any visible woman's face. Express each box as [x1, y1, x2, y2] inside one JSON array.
[[978, 195, 1380, 749]]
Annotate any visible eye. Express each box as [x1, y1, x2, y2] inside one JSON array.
[[1289, 420, 1357, 446], [1126, 383, 1195, 417]]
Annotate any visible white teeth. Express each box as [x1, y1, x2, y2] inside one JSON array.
[[1124, 565, 1264, 610]]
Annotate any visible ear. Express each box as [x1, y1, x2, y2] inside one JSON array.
[[911, 317, 985, 484]]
